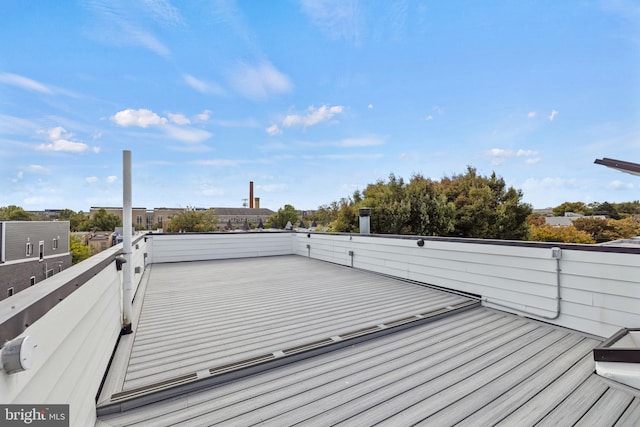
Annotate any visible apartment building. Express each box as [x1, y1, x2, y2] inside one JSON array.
[[0, 221, 72, 301]]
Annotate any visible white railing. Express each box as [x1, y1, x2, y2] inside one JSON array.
[[0, 235, 147, 427]]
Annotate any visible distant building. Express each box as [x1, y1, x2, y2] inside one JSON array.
[[213, 207, 275, 230], [544, 212, 607, 227], [90, 206, 275, 231], [73, 231, 115, 255], [0, 221, 72, 301]]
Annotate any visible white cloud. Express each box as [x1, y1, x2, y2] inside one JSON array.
[[525, 158, 541, 165], [83, 1, 171, 57], [283, 105, 344, 128], [527, 111, 536, 118], [193, 159, 244, 167], [339, 136, 384, 147], [111, 108, 167, 127], [143, 0, 184, 26], [106, 176, 118, 183], [516, 149, 538, 157], [201, 186, 224, 196], [27, 165, 49, 173], [299, 0, 362, 45], [86, 176, 98, 183], [227, 61, 293, 100], [425, 115, 433, 121], [368, 103, 374, 109], [549, 109, 559, 121], [266, 124, 282, 136], [36, 126, 89, 153], [0, 72, 53, 94], [164, 125, 212, 143], [486, 148, 539, 165], [607, 180, 635, 190], [167, 112, 191, 125], [521, 177, 579, 190], [196, 110, 211, 121], [183, 74, 225, 95], [258, 183, 288, 193], [305, 153, 384, 160]]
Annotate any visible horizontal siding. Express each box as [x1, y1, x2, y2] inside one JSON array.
[[148, 233, 295, 263], [299, 233, 640, 338], [1, 264, 121, 427], [3, 221, 70, 261]]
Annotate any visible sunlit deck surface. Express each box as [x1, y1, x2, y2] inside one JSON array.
[[97, 255, 640, 426]]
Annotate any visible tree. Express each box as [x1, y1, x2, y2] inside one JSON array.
[[552, 202, 587, 217], [87, 208, 122, 231], [529, 224, 595, 244], [329, 199, 359, 232], [58, 209, 90, 231], [362, 174, 409, 234], [166, 209, 218, 232], [267, 204, 300, 229], [588, 201, 620, 219], [405, 175, 455, 236], [0, 205, 33, 221], [70, 234, 91, 264], [441, 167, 532, 239]]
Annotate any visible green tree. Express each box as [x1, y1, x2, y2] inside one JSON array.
[[362, 174, 409, 234], [267, 204, 300, 229], [329, 198, 359, 232], [588, 201, 620, 219], [405, 175, 455, 236], [166, 209, 218, 232], [87, 208, 122, 231], [310, 202, 340, 227], [70, 234, 91, 264], [552, 201, 588, 217], [529, 224, 595, 244], [441, 167, 532, 239], [613, 201, 640, 216], [0, 205, 33, 221], [58, 209, 90, 231]]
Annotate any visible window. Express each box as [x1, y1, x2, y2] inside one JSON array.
[[136, 215, 143, 227], [26, 242, 33, 256], [52, 238, 58, 249], [39, 241, 44, 261], [7, 287, 14, 297], [30, 276, 36, 286]]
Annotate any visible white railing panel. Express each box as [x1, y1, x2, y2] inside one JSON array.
[[1, 263, 121, 427]]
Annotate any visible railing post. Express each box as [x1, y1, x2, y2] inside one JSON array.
[[122, 150, 133, 334]]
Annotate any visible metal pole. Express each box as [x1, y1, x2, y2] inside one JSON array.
[[122, 150, 133, 334]]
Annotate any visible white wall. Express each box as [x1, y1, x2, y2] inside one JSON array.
[[147, 232, 296, 264], [0, 235, 148, 427], [298, 233, 640, 338]]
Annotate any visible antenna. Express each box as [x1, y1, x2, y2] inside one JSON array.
[[242, 198, 248, 208]]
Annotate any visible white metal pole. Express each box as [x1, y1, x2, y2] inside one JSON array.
[[122, 150, 133, 334]]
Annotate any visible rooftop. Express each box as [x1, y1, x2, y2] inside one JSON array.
[[96, 255, 640, 425]]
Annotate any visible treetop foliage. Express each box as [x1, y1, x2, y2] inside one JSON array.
[[166, 209, 218, 232], [310, 167, 532, 240]]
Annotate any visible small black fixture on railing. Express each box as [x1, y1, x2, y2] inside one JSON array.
[[417, 239, 425, 247]]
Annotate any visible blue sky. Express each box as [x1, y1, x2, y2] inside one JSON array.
[[1, 1, 639, 212]]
